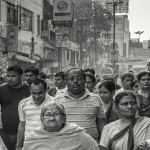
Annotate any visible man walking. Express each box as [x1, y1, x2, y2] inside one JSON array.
[[0, 65, 30, 150], [55, 68, 105, 142], [16, 78, 53, 150]]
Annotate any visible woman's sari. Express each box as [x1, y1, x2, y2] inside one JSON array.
[[100, 117, 150, 150]]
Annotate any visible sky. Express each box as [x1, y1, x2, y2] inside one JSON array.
[[128, 0, 150, 42]]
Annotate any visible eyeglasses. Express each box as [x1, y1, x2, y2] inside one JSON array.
[[44, 113, 61, 119], [120, 101, 137, 107], [66, 76, 84, 82]]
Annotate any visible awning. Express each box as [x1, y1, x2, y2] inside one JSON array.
[[15, 55, 36, 64], [43, 41, 55, 49]]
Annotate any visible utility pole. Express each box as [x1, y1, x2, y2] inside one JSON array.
[[80, 19, 83, 69], [31, 36, 34, 59], [106, 1, 123, 74], [112, 2, 116, 73], [134, 31, 144, 48]]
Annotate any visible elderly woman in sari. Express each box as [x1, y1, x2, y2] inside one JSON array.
[[99, 90, 150, 150], [22, 102, 99, 150]]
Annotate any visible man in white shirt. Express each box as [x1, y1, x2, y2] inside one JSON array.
[[16, 78, 53, 150]]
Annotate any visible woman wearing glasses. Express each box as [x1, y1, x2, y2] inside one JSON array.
[[99, 91, 150, 150], [22, 102, 99, 150]]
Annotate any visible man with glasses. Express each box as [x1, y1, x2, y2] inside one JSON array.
[[16, 78, 53, 150], [55, 68, 105, 142]]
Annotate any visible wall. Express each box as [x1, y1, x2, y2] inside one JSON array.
[[18, 0, 43, 58]]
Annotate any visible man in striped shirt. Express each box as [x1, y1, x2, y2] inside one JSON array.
[[55, 68, 105, 142], [16, 78, 53, 150]]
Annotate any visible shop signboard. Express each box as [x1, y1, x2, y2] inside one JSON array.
[[41, 20, 48, 38], [7, 25, 18, 52], [53, 0, 73, 27], [18, 40, 31, 54]]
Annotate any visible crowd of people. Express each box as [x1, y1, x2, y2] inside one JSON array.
[[0, 65, 150, 150]]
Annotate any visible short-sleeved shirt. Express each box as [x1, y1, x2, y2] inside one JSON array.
[[18, 94, 53, 138], [54, 89, 105, 138]]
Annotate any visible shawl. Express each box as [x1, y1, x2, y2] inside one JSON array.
[[23, 123, 99, 150]]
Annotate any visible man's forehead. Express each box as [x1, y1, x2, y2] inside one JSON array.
[[67, 69, 83, 76], [7, 71, 18, 75], [30, 83, 44, 89]]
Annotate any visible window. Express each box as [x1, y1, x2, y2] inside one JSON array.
[[21, 7, 33, 31], [37, 15, 40, 35], [7, 3, 18, 25]]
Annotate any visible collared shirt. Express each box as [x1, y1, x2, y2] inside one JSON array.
[[55, 87, 67, 97], [18, 94, 53, 138], [54, 89, 105, 138]]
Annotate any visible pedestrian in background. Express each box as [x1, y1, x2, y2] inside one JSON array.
[[98, 80, 119, 124], [48, 71, 66, 97], [85, 72, 96, 93], [24, 66, 39, 86]]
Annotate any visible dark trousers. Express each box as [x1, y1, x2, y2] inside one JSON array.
[[0, 130, 17, 150]]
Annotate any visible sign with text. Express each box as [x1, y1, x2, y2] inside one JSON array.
[[53, 0, 73, 27], [41, 20, 48, 38]]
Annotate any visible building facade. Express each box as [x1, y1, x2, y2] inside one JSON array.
[[0, 0, 44, 72]]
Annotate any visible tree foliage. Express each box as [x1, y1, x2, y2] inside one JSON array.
[[74, 0, 113, 32]]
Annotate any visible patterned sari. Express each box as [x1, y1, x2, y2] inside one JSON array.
[[100, 117, 150, 150]]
